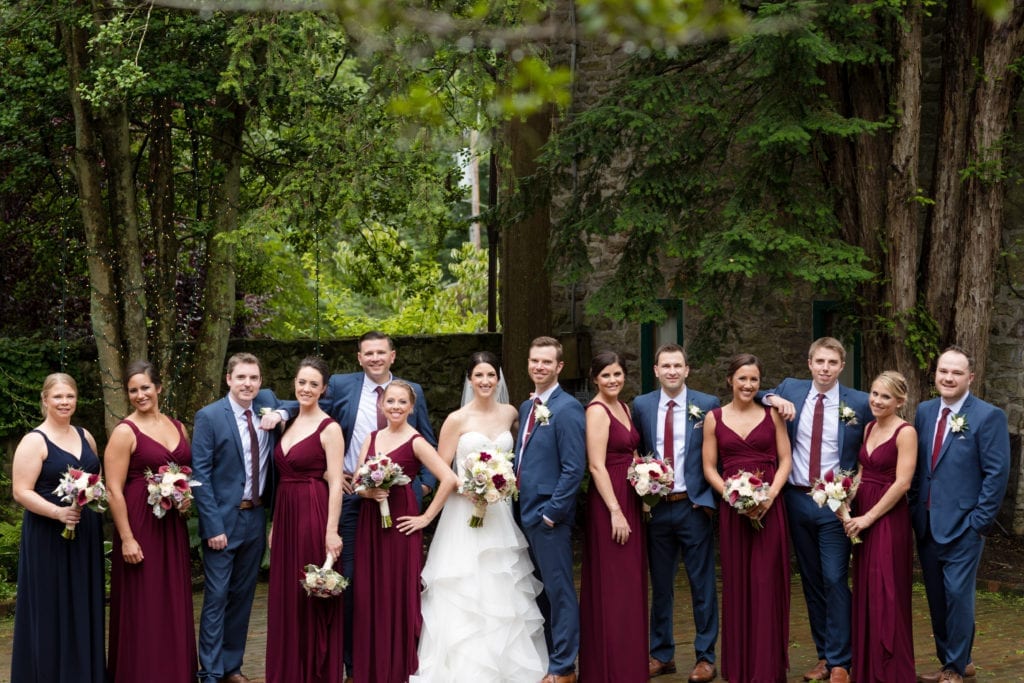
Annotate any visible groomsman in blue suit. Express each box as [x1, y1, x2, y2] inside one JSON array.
[[634, 344, 720, 683], [910, 347, 1010, 683], [275, 330, 436, 682], [192, 353, 283, 683], [514, 336, 586, 683], [761, 337, 870, 683]]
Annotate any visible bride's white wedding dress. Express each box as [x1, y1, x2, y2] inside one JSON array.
[[411, 430, 548, 682]]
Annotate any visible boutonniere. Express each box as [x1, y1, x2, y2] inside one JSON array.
[[259, 407, 273, 418], [949, 413, 969, 434], [687, 402, 705, 423], [534, 403, 552, 425], [838, 402, 858, 426]]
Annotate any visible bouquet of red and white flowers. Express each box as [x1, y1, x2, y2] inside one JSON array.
[[627, 454, 675, 508], [52, 466, 108, 539], [810, 468, 861, 543], [145, 462, 202, 519], [301, 555, 348, 598], [722, 470, 771, 530], [354, 453, 412, 528], [459, 448, 517, 527]]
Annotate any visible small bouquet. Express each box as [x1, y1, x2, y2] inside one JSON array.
[[354, 453, 412, 528], [301, 555, 348, 598], [459, 448, 518, 527], [145, 462, 202, 519], [810, 468, 861, 544], [52, 466, 108, 539], [627, 453, 675, 508], [722, 470, 771, 530]]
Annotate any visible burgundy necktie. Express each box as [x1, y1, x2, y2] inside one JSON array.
[[931, 407, 951, 471], [664, 400, 676, 470], [244, 409, 262, 505], [374, 385, 386, 429], [808, 393, 825, 484], [523, 397, 542, 447]]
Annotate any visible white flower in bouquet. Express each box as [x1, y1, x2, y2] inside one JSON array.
[[627, 454, 675, 512], [809, 468, 861, 543], [301, 555, 348, 598], [145, 462, 202, 519], [722, 470, 771, 530], [52, 466, 108, 539]]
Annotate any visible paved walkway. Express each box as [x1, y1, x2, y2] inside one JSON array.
[[2, 574, 1022, 682]]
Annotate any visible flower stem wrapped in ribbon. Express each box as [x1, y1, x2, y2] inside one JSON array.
[[144, 462, 202, 519], [52, 466, 108, 539], [722, 470, 771, 531], [458, 448, 518, 527], [809, 468, 861, 543], [353, 453, 412, 528], [301, 554, 349, 598]]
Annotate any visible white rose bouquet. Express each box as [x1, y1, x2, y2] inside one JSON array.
[[145, 462, 202, 519], [52, 466, 108, 539], [354, 454, 412, 528], [301, 555, 348, 598], [459, 448, 518, 527], [627, 454, 675, 509], [722, 470, 771, 530], [809, 468, 861, 543]]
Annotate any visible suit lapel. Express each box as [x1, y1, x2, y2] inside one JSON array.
[[836, 385, 847, 454], [935, 396, 969, 469], [224, 399, 245, 466]]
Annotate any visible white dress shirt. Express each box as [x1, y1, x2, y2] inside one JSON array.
[[657, 388, 688, 494], [789, 384, 841, 486], [228, 394, 270, 500], [344, 373, 392, 474]]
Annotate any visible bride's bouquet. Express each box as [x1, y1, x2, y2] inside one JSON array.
[[722, 470, 771, 530], [354, 453, 412, 528], [144, 462, 202, 519], [809, 468, 861, 544], [458, 448, 518, 527], [627, 453, 675, 508], [52, 466, 108, 539], [301, 555, 349, 598]]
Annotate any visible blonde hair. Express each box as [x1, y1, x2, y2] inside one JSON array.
[[873, 370, 908, 407], [40, 373, 78, 418]]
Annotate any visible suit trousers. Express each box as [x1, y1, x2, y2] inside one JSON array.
[[524, 520, 579, 675]]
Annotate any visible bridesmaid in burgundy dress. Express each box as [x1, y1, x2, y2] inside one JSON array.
[[843, 371, 917, 682], [702, 354, 792, 683], [266, 357, 346, 683], [352, 380, 459, 683], [579, 351, 647, 682], [105, 360, 198, 683]]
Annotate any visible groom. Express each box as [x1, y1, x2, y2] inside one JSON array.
[[514, 336, 586, 683]]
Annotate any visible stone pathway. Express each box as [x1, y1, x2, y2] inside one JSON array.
[[2, 576, 1022, 681]]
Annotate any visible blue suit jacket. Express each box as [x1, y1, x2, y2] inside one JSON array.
[[909, 394, 1010, 544], [514, 386, 587, 527], [764, 379, 870, 473], [632, 388, 720, 510], [192, 389, 281, 541]]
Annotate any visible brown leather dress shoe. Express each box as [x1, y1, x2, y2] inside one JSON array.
[[829, 666, 850, 683], [649, 657, 678, 678], [920, 663, 976, 682], [804, 660, 828, 681], [221, 674, 251, 683], [939, 671, 964, 683], [688, 659, 717, 682]]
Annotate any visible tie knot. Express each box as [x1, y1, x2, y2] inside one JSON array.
[[817, 393, 826, 402], [666, 399, 676, 409], [244, 409, 252, 418], [534, 397, 543, 406]]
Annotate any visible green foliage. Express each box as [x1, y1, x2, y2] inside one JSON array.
[[539, 0, 886, 330], [0, 339, 66, 439]]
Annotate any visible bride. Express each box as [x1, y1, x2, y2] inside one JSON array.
[[411, 351, 548, 682]]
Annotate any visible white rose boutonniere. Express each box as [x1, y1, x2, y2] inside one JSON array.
[[687, 402, 705, 423], [838, 402, 858, 426], [534, 403, 552, 425], [949, 413, 969, 434], [259, 407, 273, 418]]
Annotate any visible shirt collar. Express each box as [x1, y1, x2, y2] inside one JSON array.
[[941, 391, 970, 415], [227, 393, 252, 417], [660, 387, 687, 409], [362, 373, 392, 393], [808, 383, 840, 403], [534, 385, 558, 404]]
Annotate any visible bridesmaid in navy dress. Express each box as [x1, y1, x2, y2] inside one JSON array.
[[579, 351, 647, 682], [266, 357, 346, 683], [11, 373, 105, 683], [105, 360, 198, 683], [352, 380, 459, 683], [702, 354, 792, 683], [843, 371, 917, 682]]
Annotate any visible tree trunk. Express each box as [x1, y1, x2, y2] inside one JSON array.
[[60, 13, 127, 435], [185, 94, 249, 418], [501, 107, 554, 404]]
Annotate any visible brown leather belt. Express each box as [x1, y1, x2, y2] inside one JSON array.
[[789, 485, 813, 493], [665, 492, 689, 503], [238, 499, 261, 510]]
